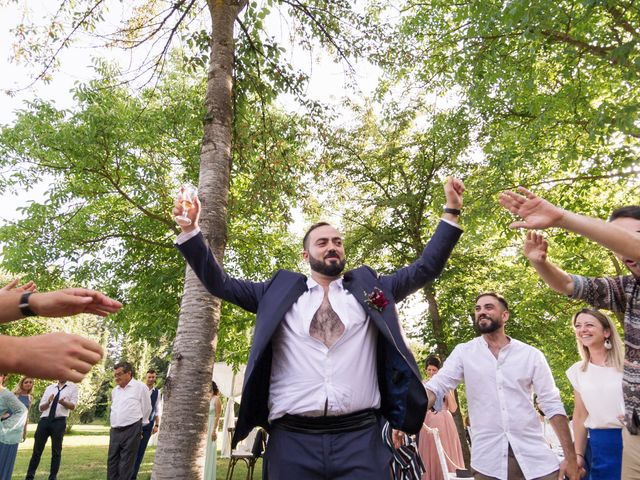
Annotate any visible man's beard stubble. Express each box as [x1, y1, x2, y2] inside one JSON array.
[[474, 315, 501, 334], [309, 252, 346, 277]]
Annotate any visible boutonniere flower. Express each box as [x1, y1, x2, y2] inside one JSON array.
[[364, 287, 389, 312]]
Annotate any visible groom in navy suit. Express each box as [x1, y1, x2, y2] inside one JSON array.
[[174, 178, 464, 479]]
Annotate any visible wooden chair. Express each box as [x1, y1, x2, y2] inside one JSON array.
[[224, 427, 266, 480]]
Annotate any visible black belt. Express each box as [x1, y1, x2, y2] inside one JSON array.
[[273, 409, 378, 434], [112, 419, 142, 431]]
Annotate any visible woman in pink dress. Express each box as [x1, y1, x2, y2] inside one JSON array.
[[418, 355, 465, 480]]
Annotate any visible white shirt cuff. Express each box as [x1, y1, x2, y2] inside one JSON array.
[[176, 228, 201, 245], [441, 218, 462, 230]]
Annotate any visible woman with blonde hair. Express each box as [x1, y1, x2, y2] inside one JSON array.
[[566, 308, 624, 479], [14, 376, 34, 440]]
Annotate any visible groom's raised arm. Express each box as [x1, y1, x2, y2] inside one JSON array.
[[387, 177, 464, 302], [174, 196, 268, 313]]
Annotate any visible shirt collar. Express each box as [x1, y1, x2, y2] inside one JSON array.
[[306, 276, 344, 290]]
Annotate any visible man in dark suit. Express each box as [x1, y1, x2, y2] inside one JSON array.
[[174, 177, 464, 479]]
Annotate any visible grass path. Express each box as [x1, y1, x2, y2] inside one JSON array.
[[12, 424, 262, 479]]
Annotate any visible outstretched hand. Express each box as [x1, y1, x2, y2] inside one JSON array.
[[29, 288, 123, 318], [499, 187, 564, 229], [444, 177, 464, 209], [523, 231, 548, 264], [13, 332, 104, 382], [0, 279, 36, 295]]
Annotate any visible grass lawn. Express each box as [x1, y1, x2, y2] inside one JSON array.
[[12, 424, 262, 480]]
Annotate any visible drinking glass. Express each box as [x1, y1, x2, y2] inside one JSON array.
[[174, 183, 198, 226]]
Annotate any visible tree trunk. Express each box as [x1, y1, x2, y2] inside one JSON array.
[[152, 1, 247, 478], [423, 286, 471, 468]]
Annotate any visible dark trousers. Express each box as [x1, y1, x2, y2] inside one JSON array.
[[108, 420, 142, 480], [25, 417, 67, 480], [130, 423, 154, 479], [264, 421, 392, 480]]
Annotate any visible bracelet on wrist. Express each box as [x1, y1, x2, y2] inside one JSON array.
[[443, 207, 461, 216]]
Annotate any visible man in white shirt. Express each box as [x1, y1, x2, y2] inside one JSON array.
[[175, 178, 465, 479], [425, 293, 581, 480], [25, 380, 79, 480], [108, 361, 152, 480]]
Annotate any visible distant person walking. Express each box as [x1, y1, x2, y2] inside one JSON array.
[[108, 362, 151, 480]]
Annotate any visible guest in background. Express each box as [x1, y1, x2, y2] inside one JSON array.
[[24, 379, 78, 480], [108, 362, 151, 480], [204, 381, 222, 480], [566, 309, 624, 479], [0, 372, 28, 480], [13, 376, 34, 441], [130, 369, 162, 480], [418, 355, 464, 480]]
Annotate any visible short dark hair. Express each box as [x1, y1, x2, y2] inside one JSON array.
[[146, 369, 156, 375], [302, 222, 332, 250], [609, 206, 640, 222], [211, 381, 219, 395], [425, 355, 442, 370], [114, 361, 134, 376], [475, 292, 509, 311]]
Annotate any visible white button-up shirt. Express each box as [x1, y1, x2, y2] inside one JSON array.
[[110, 378, 152, 428], [426, 336, 565, 479], [268, 277, 380, 420], [39, 382, 78, 419]]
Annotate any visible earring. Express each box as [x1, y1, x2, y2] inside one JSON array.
[[604, 338, 613, 350]]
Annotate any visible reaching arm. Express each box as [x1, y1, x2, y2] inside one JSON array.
[[571, 391, 589, 473], [523, 232, 574, 295], [548, 414, 581, 480], [445, 390, 458, 413], [0, 289, 122, 324], [500, 187, 640, 261], [0, 333, 103, 382]]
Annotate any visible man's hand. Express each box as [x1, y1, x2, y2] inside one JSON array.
[[29, 289, 123, 318], [211, 430, 217, 442], [523, 231, 548, 264], [48, 394, 55, 404], [172, 192, 201, 234], [444, 177, 464, 210], [12, 332, 104, 382], [499, 187, 564, 229], [0, 279, 36, 295], [558, 457, 583, 480], [153, 425, 159, 435], [391, 429, 406, 449]]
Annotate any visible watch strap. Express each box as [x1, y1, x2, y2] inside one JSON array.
[[443, 207, 462, 216], [19, 291, 37, 317]]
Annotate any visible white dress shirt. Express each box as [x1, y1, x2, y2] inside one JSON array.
[[427, 336, 565, 479], [39, 382, 78, 419], [110, 379, 152, 428], [268, 276, 380, 420]]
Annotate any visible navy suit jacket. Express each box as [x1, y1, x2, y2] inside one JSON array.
[[177, 220, 462, 446]]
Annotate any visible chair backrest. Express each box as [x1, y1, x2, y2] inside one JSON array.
[[231, 427, 266, 458]]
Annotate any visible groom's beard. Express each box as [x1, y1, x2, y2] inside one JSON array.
[[309, 251, 346, 277]]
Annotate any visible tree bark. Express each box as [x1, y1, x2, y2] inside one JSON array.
[[152, 1, 247, 478]]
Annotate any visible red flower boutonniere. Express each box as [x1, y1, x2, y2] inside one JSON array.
[[364, 287, 389, 312]]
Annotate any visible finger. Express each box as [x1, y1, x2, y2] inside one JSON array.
[[60, 368, 85, 383], [509, 221, 530, 229], [516, 186, 536, 199], [1, 278, 20, 292], [76, 337, 104, 362]]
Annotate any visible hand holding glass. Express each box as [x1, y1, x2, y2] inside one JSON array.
[[175, 183, 197, 226]]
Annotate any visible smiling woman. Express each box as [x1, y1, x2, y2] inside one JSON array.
[[566, 309, 624, 480]]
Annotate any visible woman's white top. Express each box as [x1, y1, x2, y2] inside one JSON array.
[[566, 361, 624, 429]]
